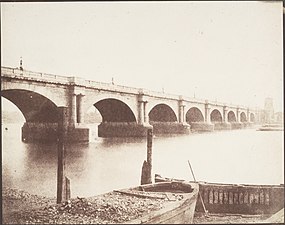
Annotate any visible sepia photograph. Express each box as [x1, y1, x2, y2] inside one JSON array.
[[1, 1, 284, 224]]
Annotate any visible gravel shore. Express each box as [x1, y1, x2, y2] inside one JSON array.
[[2, 186, 167, 224], [3, 186, 283, 224]]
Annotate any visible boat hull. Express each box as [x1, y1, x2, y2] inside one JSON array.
[[155, 174, 284, 215], [122, 181, 199, 224], [196, 182, 284, 215]]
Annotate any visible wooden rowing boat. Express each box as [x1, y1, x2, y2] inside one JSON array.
[[155, 174, 284, 216], [117, 181, 199, 224]]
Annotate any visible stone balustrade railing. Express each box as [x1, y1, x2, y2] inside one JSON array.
[[1, 66, 255, 111]]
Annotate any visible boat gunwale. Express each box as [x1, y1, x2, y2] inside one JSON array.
[[155, 175, 284, 188], [119, 181, 199, 224]]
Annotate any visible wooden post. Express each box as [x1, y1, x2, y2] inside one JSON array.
[[141, 128, 153, 185], [146, 128, 153, 177], [57, 107, 69, 204], [65, 177, 71, 200]]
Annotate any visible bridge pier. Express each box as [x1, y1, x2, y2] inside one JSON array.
[[213, 122, 231, 130], [230, 122, 243, 129], [241, 122, 254, 129], [98, 122, 152, 137], [245, 122, 255, 128], [150, 122, 190, 135], [189, 122, 214, 132], [22, 122, 89, 143]]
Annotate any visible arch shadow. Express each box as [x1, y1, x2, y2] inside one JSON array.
[[228, 111, 237, 122], [149, 103, 177, 122], [210, 109, 222, 123], [1, 89, 59, 122], [94, 98, 136, 123], [240, 112, 247, 122], [186, 107, 204, 124]]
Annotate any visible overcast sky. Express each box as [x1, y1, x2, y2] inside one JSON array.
[[1, 1, 283, 112]]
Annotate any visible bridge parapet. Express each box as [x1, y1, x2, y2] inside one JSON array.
[[0, 67, 160, 97], [2, 67, 184, 99], [182, 96, 205, 104], [1, 66, 70, 84], [1, 66, 257, 113], [207, 100, 249, 110], [139, 88, 180, 100], [85, 79, 141, 94]]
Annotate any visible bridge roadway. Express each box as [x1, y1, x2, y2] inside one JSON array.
[[1, 66, 258, 142]]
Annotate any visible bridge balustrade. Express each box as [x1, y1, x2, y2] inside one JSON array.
[[141, 89, 180, 100], [1, 67, 257, 114], [2, 67, 70, 84], [84, 79, 141, 94], [182, 96, 205, 104]]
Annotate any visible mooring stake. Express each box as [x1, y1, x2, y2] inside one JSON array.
[[57, 107, 70, 203], [141, 128, 153, 185]]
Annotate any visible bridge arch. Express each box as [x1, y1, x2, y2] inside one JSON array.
[[149, 103, 178, 122], [1, 83, 68, 107], [94, 98, 136, 123], [84, 106, 103, 124], [240, 112, 247, 122], [227, 110, 237, 122], [1, 89, 59, 122], [186, 107, 204, 124], [82, 91, 139, 123], [210, 109, 223, 123], [250, 113, 255, 122]]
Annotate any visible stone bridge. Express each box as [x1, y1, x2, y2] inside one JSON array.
[[1, 66, 258, 142]]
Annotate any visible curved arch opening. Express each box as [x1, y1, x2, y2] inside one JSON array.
[[240, 112, 247, 122], [85, 106, 103, 124], [94, 98, 136, 122], [210, 109, 222, 123], [250, 113, 255, 123], [149, 104, 177, 122], [186, 107, 204, 124], [228, 111, 237, 122], [1, 89, 59, 123], [1, 97, 25, 124]]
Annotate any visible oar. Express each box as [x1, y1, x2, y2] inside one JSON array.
[[188, 160, 209, 217]]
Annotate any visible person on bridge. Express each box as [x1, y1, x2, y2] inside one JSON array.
[[19, 57, 23, 71]]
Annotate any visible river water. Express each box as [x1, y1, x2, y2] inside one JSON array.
[[2, 123, 284, 198]]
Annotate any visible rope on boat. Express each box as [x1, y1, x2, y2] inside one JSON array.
[[188, 160, 209, 217]]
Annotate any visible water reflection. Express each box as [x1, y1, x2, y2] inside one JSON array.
[[2, 123, 284, 198]]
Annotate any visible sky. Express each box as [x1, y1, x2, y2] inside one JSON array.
[[1, 1, 283, 112]]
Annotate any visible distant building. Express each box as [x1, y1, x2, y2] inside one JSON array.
[[274, 112, 284, 124], [264, 97, 275, 123], [257, 98, 283, 124]]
